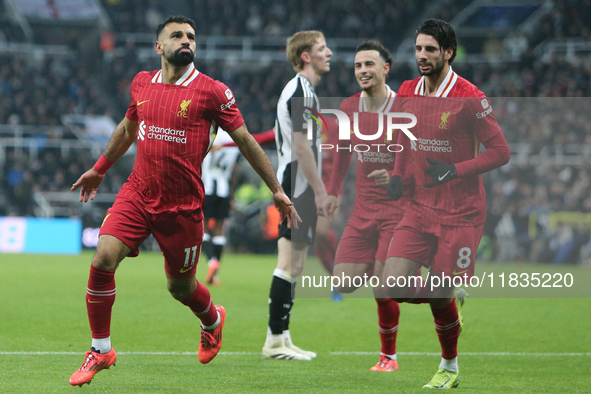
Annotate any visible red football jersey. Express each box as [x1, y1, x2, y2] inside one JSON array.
[[393, 68, 503, 226], [327, 87, 410, 221], [120, 64, 244, 220]]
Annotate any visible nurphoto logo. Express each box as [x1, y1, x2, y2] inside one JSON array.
[[304, 107, 417, 153]]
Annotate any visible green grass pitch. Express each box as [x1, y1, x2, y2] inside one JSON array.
[[1, 252, 590, 393]]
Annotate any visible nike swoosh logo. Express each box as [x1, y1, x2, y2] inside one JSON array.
[[440, 377, 452, 388], [452, 269, 469, 275], [180, 266, 193, 273], [137, 100, 150, 106], [87, 300, 103, 304], [438, 170, 451, 181]]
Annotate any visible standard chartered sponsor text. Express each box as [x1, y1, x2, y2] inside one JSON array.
[[418, 138, 452, 152], [148, 125, 187, 144], [356, 151, 395, 163]]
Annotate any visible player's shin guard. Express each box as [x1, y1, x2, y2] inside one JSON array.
[[315, 229, 337, 274], [181, 281, 218, 327], [268, 270, 291, 335], [431, 299, 460, 360], [86, 265, 116, 339], [375, 298, 400, 356]]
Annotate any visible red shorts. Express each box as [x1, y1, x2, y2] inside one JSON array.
[[387, 212, 483, 278], [335, 213, 397, 265], [100, 196, 204, 279]]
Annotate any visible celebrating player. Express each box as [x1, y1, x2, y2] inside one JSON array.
[[262, 30, 332, 360], [320, 40, 411, 372], [383, 19, 510, 388], [69, 15, 296, 387]]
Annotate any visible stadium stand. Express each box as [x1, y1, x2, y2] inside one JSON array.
[[101, 0, 428, 48]]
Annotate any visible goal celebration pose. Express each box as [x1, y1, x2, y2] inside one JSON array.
[[383, 19, 510, 389], [69, 15, 296, 387], [321, 40, 413, 372]]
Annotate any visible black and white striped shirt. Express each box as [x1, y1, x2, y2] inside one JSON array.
[[274, 74, 322, 199]]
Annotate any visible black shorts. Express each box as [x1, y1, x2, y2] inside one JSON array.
[[204, 194, 231, 220], [278, 163, 318, 244]]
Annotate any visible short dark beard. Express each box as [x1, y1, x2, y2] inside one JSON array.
[[418, 56, 445, 76], [166, 48, 194, 67], [360, 82, 373, 92]]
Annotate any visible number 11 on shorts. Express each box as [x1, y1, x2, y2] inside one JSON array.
[[184, 245, 199, 267]]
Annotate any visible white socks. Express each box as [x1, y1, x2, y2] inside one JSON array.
[[264, 332, 284, 348], [91, 337, 111, 354], [283, 329, 293, 344], [201, 311, 221, 331], [439, 357, 458, 373]]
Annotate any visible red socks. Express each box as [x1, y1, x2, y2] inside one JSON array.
[[181, 281, 218, 327], [87, 265, 217, 338], [431, 299, 460, 360], [86, 265, 116, 339], [375, 298, 400, 355], [315, 230, 337, 274]]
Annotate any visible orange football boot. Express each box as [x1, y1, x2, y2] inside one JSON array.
[[198, 305, 226, 364], [69, 347, 117, 386]]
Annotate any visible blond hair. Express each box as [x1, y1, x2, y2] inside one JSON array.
[[286, 30, 325, 72]]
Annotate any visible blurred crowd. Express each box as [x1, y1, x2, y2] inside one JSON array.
[[483, 160, 591, 265], [479, 98, 591, 265], [0, 54, 110, 126], [1, 0, 591, 263], [0, 148, 125, 218], [536, 0, 591, 42], [101, 0, 425, 49]]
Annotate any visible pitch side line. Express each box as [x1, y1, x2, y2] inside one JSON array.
[[1, 351, 590, 357], [330, 352, 591, 356]]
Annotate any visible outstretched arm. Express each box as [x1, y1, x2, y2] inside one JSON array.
[[71, 117, 138, 202]]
